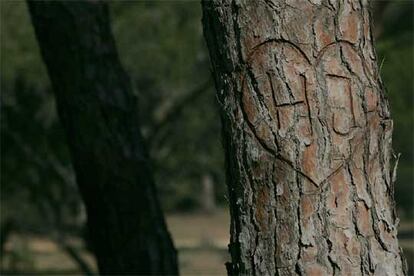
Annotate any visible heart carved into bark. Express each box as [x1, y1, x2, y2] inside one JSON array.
[[240, 39, 378, 187]]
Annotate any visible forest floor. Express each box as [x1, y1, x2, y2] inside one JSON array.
[[1, 209, 413, 275]]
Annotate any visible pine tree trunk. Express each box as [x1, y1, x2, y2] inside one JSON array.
[[202, 0, 406, 275], [27, 1, 178, 274]]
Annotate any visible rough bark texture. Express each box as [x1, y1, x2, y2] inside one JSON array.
[[27, 1, 178, 274], [202, 0, 406, 275]]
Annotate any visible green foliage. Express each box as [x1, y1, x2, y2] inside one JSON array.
[[1, 1, 82, 235], [1, 1, 225, 217], [0, 1, 48, 88], [0, 0, 412, 236], [376, 1, 413, 218], [109, 1, 225, 210]]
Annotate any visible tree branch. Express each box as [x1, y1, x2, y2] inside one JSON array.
[[147, 78, 212, 145]]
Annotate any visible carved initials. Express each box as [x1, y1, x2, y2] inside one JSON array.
[[241, 39, 372, 185]]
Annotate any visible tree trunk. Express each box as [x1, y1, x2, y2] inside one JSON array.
[[201, 173, 216, 213], [202, 0, 406, 275], [27, 1, 178, 274]]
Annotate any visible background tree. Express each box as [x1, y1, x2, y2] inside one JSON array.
[[202, 0, 407, 275], [1, 2, 225, 271], [1, 0, 412, 273], [110, 1, 225, 211], [373, 1, 413, 219], [27, 1, 177, 274]]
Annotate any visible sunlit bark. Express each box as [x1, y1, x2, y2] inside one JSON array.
[[202, 0, 406, 275]]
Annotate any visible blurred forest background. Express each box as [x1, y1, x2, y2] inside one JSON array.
[[1, 0, 413, 274]]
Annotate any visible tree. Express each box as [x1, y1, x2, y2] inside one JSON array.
[[374, 1, 414, 220], [108, 1, 226, 211], [202, 0, 406, 275], [27, 1, 177, 274]]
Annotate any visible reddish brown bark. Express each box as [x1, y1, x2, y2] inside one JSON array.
[[202, 0, 406, 275]]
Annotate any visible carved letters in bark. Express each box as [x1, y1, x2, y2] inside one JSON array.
[[241, 40, 376, 186]]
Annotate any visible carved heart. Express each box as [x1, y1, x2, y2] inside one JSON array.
[[241, 39, 376, 187]]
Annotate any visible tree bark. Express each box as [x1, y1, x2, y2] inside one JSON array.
[[202, 0, 406, 275], [27, 1, 178, 274]]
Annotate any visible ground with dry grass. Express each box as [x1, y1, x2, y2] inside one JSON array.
[[1, 209, 412, 275]]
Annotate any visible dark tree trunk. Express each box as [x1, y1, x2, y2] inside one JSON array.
[[27, 1, 178, 274], [202, 0, 406, 275]]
